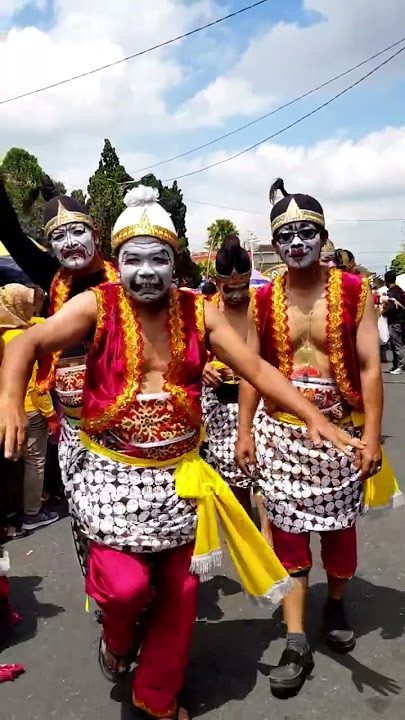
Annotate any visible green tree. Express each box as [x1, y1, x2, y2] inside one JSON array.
[[197, 259, 216, 280], [2, 147, 66, 240], [71, 188, 89, 209], [390, 249, 405, 274], [205, 218, 238, 253], [87, 139, 134, 257]]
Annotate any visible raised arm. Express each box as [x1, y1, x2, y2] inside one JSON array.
[[0, 291, 97, 457], [204, 301, 365, 456], [356, 291, 383, 478], [0, 178, 58, 291]]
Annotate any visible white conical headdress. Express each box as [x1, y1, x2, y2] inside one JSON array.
[[112, 185, 177, 252]]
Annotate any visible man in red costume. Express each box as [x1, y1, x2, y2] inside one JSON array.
[[237, 178, 391, 696], [0, 186, 362, 719]]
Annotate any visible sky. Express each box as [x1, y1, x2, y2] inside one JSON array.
[[1, 0, 405, 274]]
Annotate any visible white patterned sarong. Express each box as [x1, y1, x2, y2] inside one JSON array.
[[255, 377, 364, 533]]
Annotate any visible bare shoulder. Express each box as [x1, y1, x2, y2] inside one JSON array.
[[203, 299, 223, 331]]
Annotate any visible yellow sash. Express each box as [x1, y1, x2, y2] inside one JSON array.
[[273, 411, 400, 513], [80, 431, 293, 603]]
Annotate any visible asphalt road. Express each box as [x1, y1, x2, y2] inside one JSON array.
[[1, 374, 405, 720]]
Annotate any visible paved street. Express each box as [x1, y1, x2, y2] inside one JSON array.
[[1, 375, 405, 720]]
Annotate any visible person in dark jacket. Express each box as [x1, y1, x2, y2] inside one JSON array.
[[383, 271, 405, 374]]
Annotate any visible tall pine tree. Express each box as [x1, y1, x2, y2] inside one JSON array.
[[87, 139, 133, 257]]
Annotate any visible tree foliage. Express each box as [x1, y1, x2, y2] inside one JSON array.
[[205, 218, 239, 252], [2, 147, 66, 240], [390, 249, 405, 275], [71, 188, 89, 209], [87, 139, 133, 257]]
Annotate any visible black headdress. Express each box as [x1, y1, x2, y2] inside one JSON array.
[[25, 174, 95, 238], [269, 178, 325, 235], [215, 234, 251, 282]]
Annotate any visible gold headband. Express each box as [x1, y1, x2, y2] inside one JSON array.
[[216, 268, 252, 284], [44, 200, 95, 237], [271, 198, 325, 235], [111, 210, 178, 253]]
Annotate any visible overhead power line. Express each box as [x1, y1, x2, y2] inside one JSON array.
[[129, 35, 405, 176], [160, 42, 405, 182], [0, 0, 270, 106], [186, 198, 405, 223]]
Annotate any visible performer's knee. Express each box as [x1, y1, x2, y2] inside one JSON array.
[[108, 569, 150, 612], [320, 526, 357, 579]]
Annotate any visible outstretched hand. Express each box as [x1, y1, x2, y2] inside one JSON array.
[[0, 396, 27, 460], [306, 413, 366, 457]]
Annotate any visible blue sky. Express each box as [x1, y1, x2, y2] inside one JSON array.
[[1, 0, 405, 271]]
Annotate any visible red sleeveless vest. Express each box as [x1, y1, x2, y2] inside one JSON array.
[[81, 283, 207, 436], [255, 269, 369, 410]]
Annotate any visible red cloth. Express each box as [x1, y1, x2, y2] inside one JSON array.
[[271, 524, 357, 578], [82, 284, 207, 437], [86, 541, 199, 718], [255, 269, 367, 410], [0, 664, 25, 683]]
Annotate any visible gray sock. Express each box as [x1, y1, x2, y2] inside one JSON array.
[[286, 632, 308, 652]]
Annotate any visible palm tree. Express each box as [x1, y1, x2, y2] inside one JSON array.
[[205, 218, 239, 253]]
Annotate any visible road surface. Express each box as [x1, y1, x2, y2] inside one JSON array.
[[1, 375, 404, 719]]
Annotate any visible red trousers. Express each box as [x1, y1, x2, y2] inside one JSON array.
[[86, 541, 199, 718], [271, 524, 357, 578]]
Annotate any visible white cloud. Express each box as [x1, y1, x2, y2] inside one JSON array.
[[181, 126, 405, 275], [176, 0, 405, 129], [1, 0, 405, 275]]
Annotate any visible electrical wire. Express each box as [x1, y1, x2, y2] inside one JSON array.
[[160, 42, 405, 182], [0, 1, 270, 106], [128, 35, 405, 176]]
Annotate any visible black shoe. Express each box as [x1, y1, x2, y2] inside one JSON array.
[[323, 599, 356, 653], [269, 647, 314, 696]]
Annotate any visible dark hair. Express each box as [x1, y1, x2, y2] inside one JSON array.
[[269, 177, 289, 205], [22, 173, 60, 213], [216, 234, 251, 276], [201, 281, 217, 296], [385, 270, 397, 286]]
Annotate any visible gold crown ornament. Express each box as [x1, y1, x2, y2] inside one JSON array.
[[44, 200, 95, 237], [216, 267, 252, 284], [271, 198, 325, 235]]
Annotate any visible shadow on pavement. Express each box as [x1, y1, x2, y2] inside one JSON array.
[[111, 573, 404, 717], [197, 574, 242, 622], [0, 574, 65, 651]]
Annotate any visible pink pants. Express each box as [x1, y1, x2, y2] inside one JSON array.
[[86, 541, 199, 718]]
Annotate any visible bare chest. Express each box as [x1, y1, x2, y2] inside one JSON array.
[[287, 295, 328, 352]]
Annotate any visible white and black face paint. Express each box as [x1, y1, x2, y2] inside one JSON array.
[[49, 222, 95, 270], [275, 221, 323, 269], [118, 237, 175, 303], [218, 280, 250, 306]]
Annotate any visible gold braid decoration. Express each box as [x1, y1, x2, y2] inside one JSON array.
[[82, 286, 143, 433], [271, 274, 293, 377], [326, 268, 357, 406], [249, 287, 259, 329], [194, 292, 206, 344], [356, 275, 369, 326]]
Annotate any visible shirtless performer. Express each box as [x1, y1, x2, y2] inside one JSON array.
[[202, 234, 257, 516], [0, 186, 362, 719], [236, 178, 395, 696]]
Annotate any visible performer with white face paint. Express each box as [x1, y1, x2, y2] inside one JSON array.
[[201, 235, 258, 518], [0, 184, 366, 719], [236, 177, 399, 697]]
